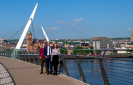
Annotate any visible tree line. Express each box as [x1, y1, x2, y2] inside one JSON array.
[[60, 46, 102, 55]]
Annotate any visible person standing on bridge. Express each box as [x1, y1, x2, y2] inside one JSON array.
[[43, 42, 53, 75], [39, 43, 47, 74], [51, 44, 60, 75]]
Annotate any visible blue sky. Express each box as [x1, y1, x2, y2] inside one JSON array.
[[0, 0, 133, 39]]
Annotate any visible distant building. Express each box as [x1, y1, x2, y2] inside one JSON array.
[[115, 47, 127, 54], [0, 38, 8, 43], [26, 30, 47, 52], [118, 30, 133, 48], [90, 37, 113, 49], [64, 44, 69, 48], [56, 42, 63, 48], [80, 42, 90, 48], [131, 30, 133, 42]]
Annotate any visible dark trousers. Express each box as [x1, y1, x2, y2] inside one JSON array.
[[54, 66, 57, 73], [52, 55, 59, 74], [41, 58, 47, 73], [46, 55, 52, 73]]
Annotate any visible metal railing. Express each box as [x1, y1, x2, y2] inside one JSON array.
[[59, 49, 133, 85], [0, 49, 133, 85]]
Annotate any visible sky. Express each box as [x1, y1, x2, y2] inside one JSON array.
[[0, 0, 133, 39]]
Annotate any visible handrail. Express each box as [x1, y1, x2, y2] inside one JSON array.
[[59, 54, 133, 62], [2, 48, 133, 51], [60, 49, 133, 51]]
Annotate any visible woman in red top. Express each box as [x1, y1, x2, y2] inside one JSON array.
[[39, 43, 47, 74]]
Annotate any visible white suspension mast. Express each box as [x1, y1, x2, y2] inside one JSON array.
[[41, 26, 49, 42], [11, 3, 38, 59], [15, 3, 38, 50]]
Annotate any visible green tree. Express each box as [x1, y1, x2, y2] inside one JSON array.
[[60, 47, 67, 54], [126, 48, 133, 55], [113, 50, 117, 54], [82, 48, 90, 54], [90, 46, 94, 54], [95, 50, 101, 53], [38, 46, 40, 49], [73, 46, 83, 55]]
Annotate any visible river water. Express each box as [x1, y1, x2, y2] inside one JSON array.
[[58, 58, 133, 85]]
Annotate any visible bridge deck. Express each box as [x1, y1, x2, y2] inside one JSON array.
[[0, 56, 85, 85]]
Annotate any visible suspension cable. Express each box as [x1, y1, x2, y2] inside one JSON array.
[[31, 22, 36, 39], [8, 23, 27, 40]]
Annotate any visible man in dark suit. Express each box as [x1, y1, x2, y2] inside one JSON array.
[[43, 42, 52, 75]]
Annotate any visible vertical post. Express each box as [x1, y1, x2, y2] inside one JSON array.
[[16, 51, 18, 59], [14, 50, 17, 59], [14, 50, 18, 59], [76, 56, 86, 83], [62, 56, 69, 76], [20, 52, 22, 60], [25, 52, 27, 62], [9, 51, 10, 57], [79, 50, 81, 55], [4, 51, 5, 57], [24, 52, 26, 61], [22, 53, 24, 61], [98, 59, 110, 85], [18, 52, 20, 60], [29, 53, 31, 63], [7, 51, 9, 57], [38, 50, 41, 66], [32, 52, 35, 64], [8, 51, 10, 57], [102, 50, 106, 57], [9, 51, 11, 58], [18, 52, 21, 60], [5, 51, 6, 56], [19, 52, 21, 60]]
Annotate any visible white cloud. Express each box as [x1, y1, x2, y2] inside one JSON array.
[[55, 18, 84, 26], [74, 18, 84, 22], [113, 31, 117, 34], [55, 21, 67, 24], [128, 28, 132, 31], [72, 18, 84, 26], [47, 27, 59, 31], [79, 28, 85, 32], [71, 22, 77, 26]]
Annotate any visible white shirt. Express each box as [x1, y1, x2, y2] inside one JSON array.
[[51, 48, 60, 59], [47, 46, 51, 55]]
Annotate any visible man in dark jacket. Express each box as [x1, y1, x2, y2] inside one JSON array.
[[43, 42, 52, 75]]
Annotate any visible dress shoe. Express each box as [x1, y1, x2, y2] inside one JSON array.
[[40, 72, 43, 74], [54, 71, 57, 75], [47, 72, 49, 75], [50, 72, 53, 74]]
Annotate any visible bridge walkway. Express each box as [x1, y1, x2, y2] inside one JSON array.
[[0, 56, 85, 85]]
